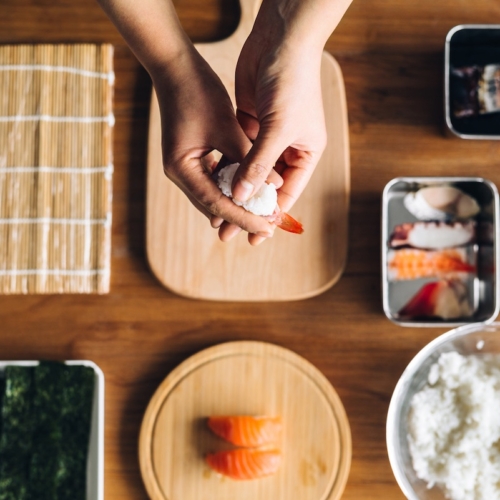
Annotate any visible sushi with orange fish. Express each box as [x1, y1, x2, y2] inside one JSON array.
[[207, 415, 282, 447], [387, 248, 475, 281], [206, 448, 281, 480]]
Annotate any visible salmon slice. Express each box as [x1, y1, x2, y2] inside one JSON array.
[[387, 248, 475, 280], [206, 448, 281, 480], [207, 416, 282, 447]]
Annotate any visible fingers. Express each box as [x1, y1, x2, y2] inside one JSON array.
[[218, 221, 273, 245], [200, 152, 218, 173], [276, 165, 315, 213], [248, 233, 269, 246], [231, 131, 287, 202], [210, 214, 223, 228], [183, 190, 213, 219], [218, 221, 242, 242], [236, 109, 259, 141], [179, 160, 275, 237], [214, 117, 252, 165], [267, 168, 284, 189], [210, 166, 281, 234]]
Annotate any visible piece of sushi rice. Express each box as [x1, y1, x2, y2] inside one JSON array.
[[217, 163, 277, 217]]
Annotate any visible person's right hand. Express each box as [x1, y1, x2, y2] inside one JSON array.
[[211, 31, 327, 245], [210, 0, 353, 245], [151, 45, 280, 241]]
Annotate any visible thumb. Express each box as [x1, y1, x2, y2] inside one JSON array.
[[232, 128, 287, 203]]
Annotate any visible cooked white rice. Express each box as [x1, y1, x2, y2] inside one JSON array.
[[217, 163, 277, 216], [408, 351, 500, 500]]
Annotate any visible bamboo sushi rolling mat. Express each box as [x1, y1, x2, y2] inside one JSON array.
[[0, 44, 114, 294]]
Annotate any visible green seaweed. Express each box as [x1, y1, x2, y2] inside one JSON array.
[[0, 366, 34, 500], [0, 364, 94, 500], [27, 362, 66, 500], [0, 377, 5, 441], [55, 366, 94, 500]]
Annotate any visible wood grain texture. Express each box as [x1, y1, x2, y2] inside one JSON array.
[[146, 0, 349, 301], [0, 0, 500, 499], [139, 341, 350, 500]]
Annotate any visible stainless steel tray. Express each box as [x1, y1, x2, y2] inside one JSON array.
[[445, 24, 500, 140], [382, 177, 499, 327]]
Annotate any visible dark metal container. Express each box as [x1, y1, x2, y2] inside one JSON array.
[[382, 177, 499, 327], [445, 25, 500, 139]]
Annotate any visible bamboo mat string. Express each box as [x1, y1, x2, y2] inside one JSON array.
[[0, 44, 114, 294]]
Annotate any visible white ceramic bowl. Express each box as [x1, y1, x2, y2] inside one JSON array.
[[386, 322, 500, 499]]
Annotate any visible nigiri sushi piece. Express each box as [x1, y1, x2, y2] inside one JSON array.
[[206, 448, 281, 480], [404, 185, 480, 221], [217, 163, 303, 234], [387, 248, 475, 280], [398, 280, 472, 320], [389, 221, 476, 249], [207, 416, 282, 447]]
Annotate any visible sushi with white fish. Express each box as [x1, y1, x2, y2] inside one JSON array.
[[389, 221, 476, 249], [404, 185, 480, 221]]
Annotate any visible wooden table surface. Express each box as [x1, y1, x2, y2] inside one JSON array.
[[1, 0, 499, 498]]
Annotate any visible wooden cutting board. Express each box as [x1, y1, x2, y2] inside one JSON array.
[[146, 0, 350, 301], [139, 341, 351, 500]]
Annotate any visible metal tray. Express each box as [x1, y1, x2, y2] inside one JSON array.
[[445, 24, 500, 140], [382, 177, 499, 327], [0, 360, 104, 500]]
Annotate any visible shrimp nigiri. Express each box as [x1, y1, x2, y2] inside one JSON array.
[[387, 248, 475, 281], [206, 448, 281, 480], [207, 416, 282, 447], [217, 163, 303, 234]]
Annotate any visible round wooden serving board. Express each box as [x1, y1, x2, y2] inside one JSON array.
[[139, 341, 351, 500]]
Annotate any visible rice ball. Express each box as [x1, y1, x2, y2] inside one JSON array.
[[217, 163, 277, 216]]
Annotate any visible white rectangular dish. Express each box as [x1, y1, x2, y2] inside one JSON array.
[[0, 360, 104, 500]]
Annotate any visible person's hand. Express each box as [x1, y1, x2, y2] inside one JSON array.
[[212, 31, 326, 245], [212, 0, 353, 245], [97, 0, 280, 242], [98, 0, 352, 245], [151, 45, 280, 240]]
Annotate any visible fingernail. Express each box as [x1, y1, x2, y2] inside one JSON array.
[[233, 179, 254, 202], [257, 231, 272, 238]]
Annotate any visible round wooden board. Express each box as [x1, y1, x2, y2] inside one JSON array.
[[139, 341, 351, 500]]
